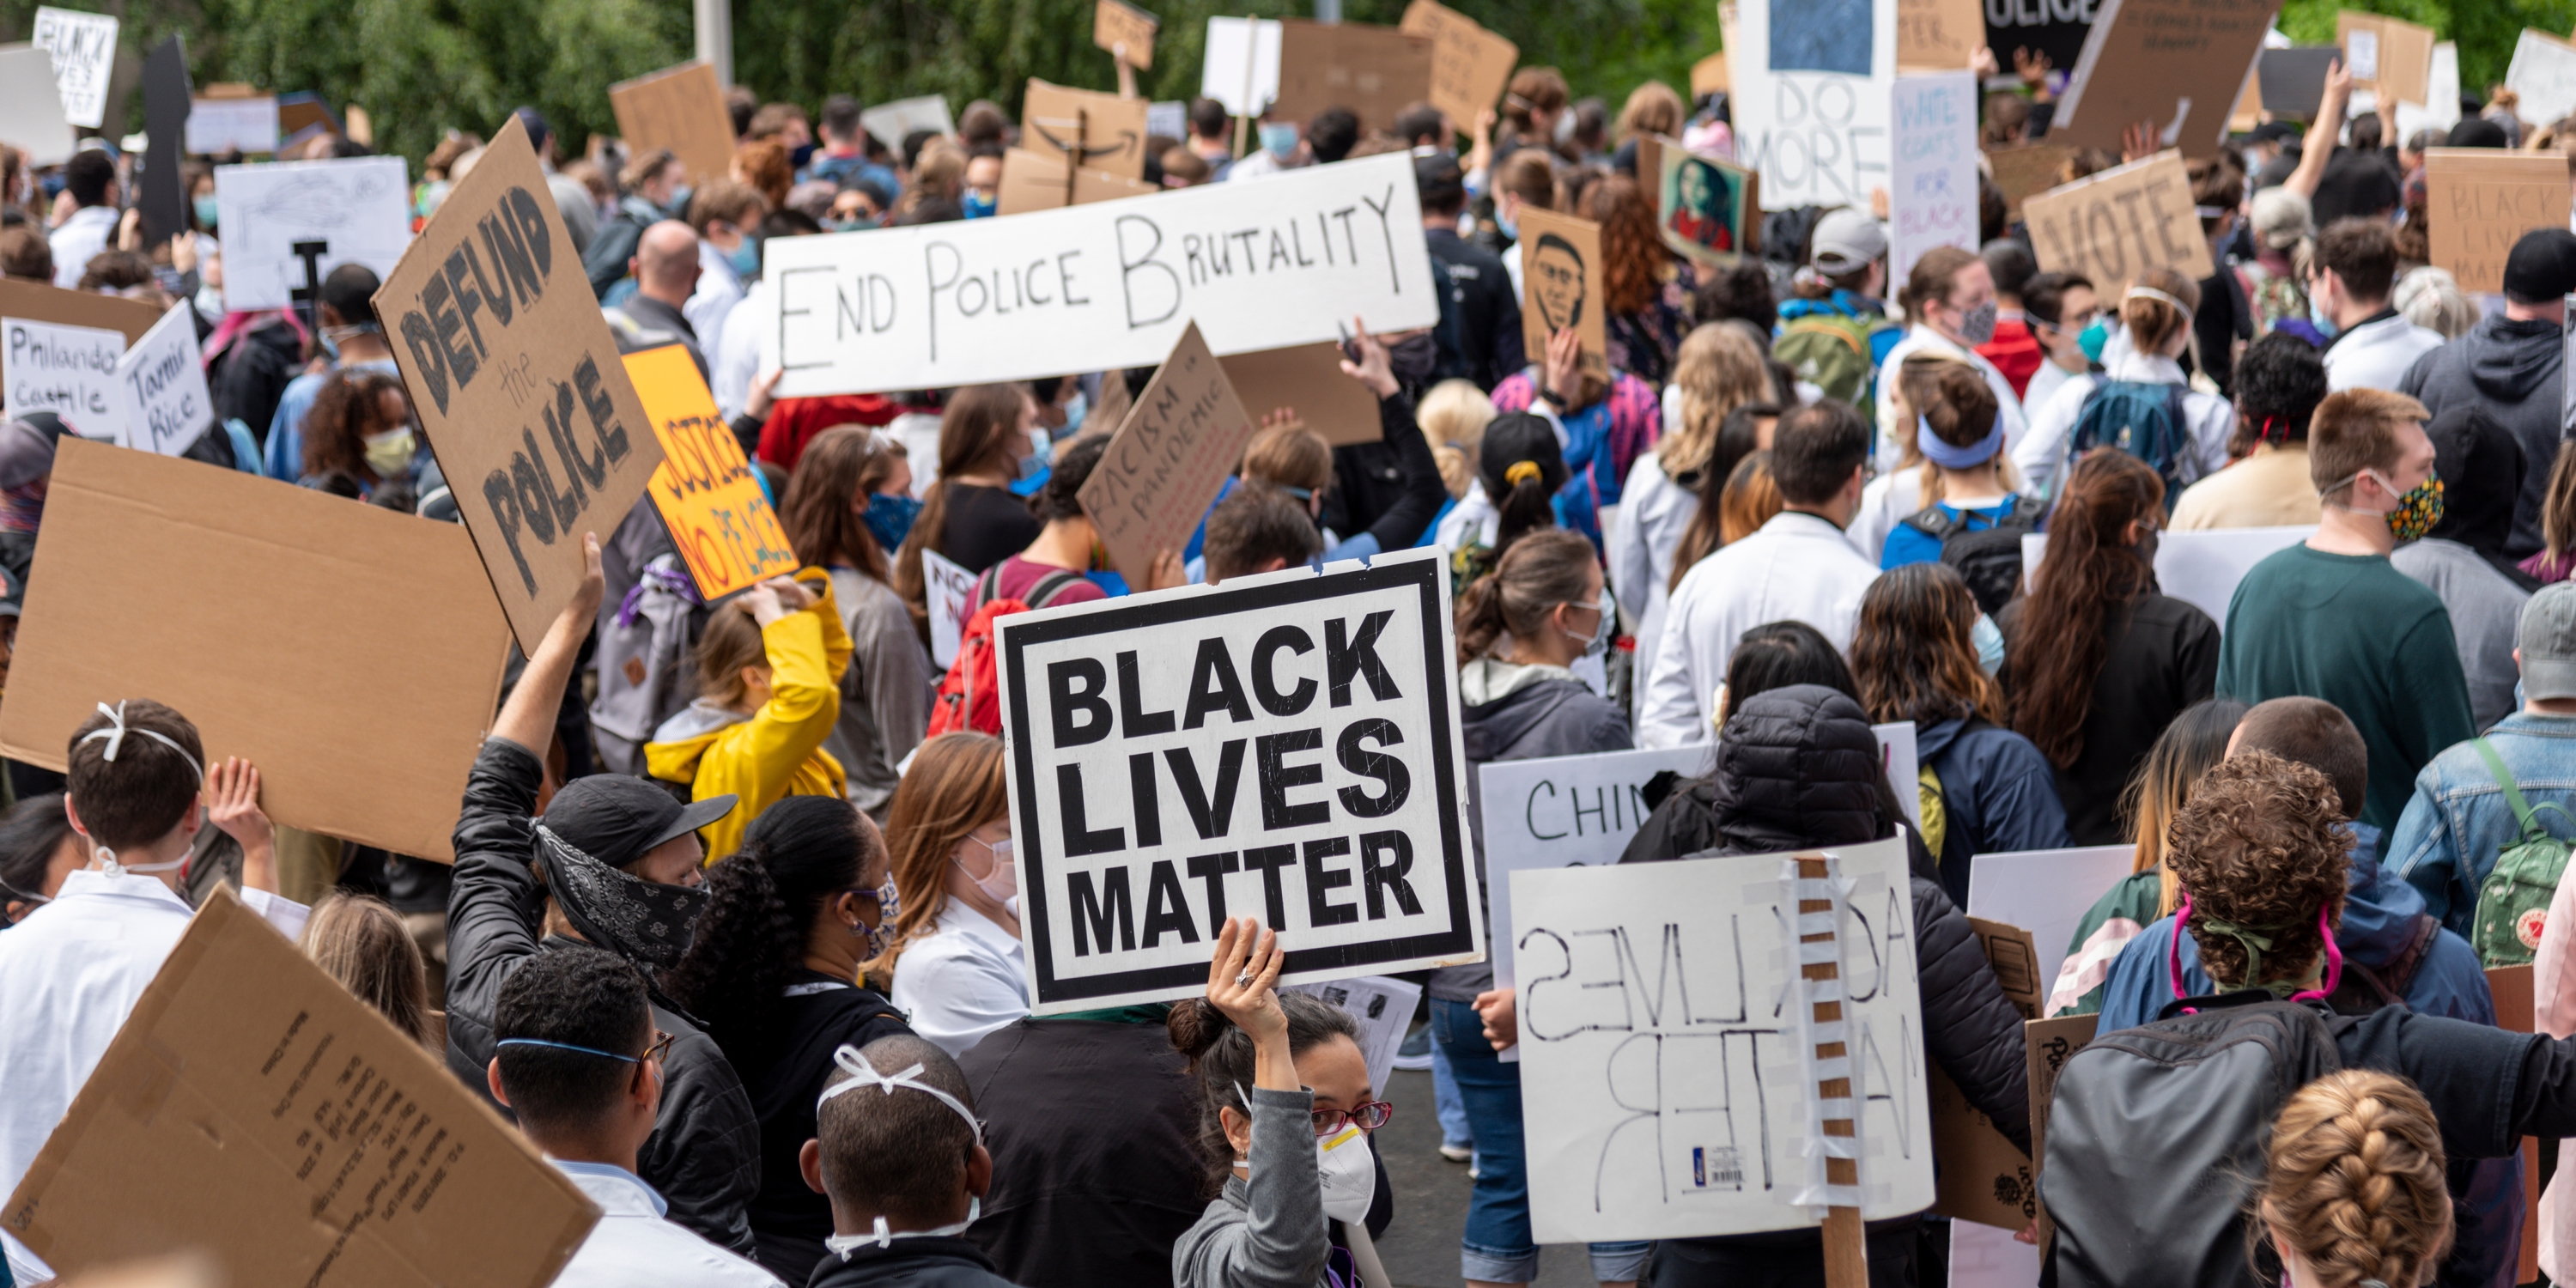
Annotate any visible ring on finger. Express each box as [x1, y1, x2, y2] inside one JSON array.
[[1234, 969, 1254, 988]]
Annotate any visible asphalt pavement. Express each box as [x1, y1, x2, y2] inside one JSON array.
[[1373, 1049, 1595, 1288]]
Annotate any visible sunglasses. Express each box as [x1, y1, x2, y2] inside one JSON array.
[[1311, 1101, 1395, 1136]]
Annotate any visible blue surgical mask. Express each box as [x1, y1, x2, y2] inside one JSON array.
[[864, 492, 923, 554], [1261, 124, 1300, 160], [829, 215, 878, 234], [1060, 391, 1089, 435], [1497, 209, 1518, 240], [668, 185, 695, 217], [192, 196, 220, 229], [2308, 295, 2341, 340], [1973, 613, 2005, 675], [727, 239, 761, 277], [791, 142, 818, 171], [2077, 317, 2109, 364], [963, 191, 998, 219]]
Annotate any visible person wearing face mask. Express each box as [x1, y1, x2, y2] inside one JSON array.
[[263, 264, 398, 483], [2014, 270, 2097, 429], [2399, 228, 2576, 560], [1998, 450, 2217, 845], [968, 434, 1186, 609], [685, 179, 774, 359], [2013, 270, 2233, 501], [1490, 149, 1554, 299], [2308, 218, 2443, 393], [1418, 154, 1525, 392], [893, 385, 1048, 601], [2215, 389, 2476, 834], [1225, 111, 1308, 184], [779, 427, 933, 822], [0, 793, 82, 927], [876, 733, 1030, 1057], [447, 534, 765, 1257], [659, 795, 914, 1283], [804, 1035, 1018, 1288], [2185, 157, 2256, 398], [1171, 922, 1394, 1288], [0, 697, 299, 1285], [1875, 361, 2037, 576], [587, 149, 692, 301], [2172, 332, 2331, 531], [962, 149, 1003, 220], [1874, 246, 2027, 471], [292, 367, 425, 503]]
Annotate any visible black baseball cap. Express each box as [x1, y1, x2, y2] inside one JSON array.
[[2504, 228, 2576, 303], [540, 775, 736, 869]]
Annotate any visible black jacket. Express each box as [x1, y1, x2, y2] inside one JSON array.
[[1425, 227, 1526, 392], [807, 1235, 1023, 1288], [749, 972, 915, 1284], [210, 315, 305, 443], [1320, 391, 1448, 553], [2400, 313, 2563, 557], [445, 738, 762, 1255], [1998, 591, 2219, 846]]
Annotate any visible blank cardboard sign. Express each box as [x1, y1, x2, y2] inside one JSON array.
[[1077, 320, 1255, 580], [374, 114, 665, 653], [1400, 0, 1519, 130], [0, 440, 508, 862], [1218, 342, 1382, 447], [1273, 20, 1435, 135], [2426, 149, 2573, 295], [2022, 150, 2215, 297], [610, 61, 738, 197], [1094, 0, 1158, 70], [3, 886, 597, 1288], [1516, 205, 1607, 380]]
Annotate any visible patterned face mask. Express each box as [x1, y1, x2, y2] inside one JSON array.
[[532, 823, 710, 969], [2376, 471, 2444, 543]]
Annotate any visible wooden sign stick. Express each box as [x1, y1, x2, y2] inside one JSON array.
[[1117, 55, 1139, 100], [1799, 854, 1870, 1288]]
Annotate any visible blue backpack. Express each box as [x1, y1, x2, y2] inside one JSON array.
[[2069, 380, 2190, 503]]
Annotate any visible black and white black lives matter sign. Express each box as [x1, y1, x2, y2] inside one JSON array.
[[997, 546, 1483, 1011]]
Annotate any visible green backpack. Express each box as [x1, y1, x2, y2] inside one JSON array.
[[2468, 738, 2576, 966], [1773, 313, 1888, 420]]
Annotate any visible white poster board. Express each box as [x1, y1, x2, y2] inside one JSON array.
[[1479, 744, 1715, 992], [1729, 0, 1896, 210], [4, 317, 125, 440], [1513, 836, 1934, 1242], [30, 7, 118, 130], [216, 156, 414, 312], [2509, 30, 2576, 129], [2023, 526, 2313, 630], [1888, 71, 1979, 287], [1147, 100, 1188, 143], [112, 302, 213, 457], [0, 46, 78, 167], [760, 151, 1439, 397], [1951, 1216, 2044, 1288], [1876, 720, 1921, 833], [1287, 973, 1424, 1094], [922, 545, 977, 670], [1202, 17, 1285, 117], [188, 95, 281, 155], [1965, 843, 2136, 997], [996, 546, 1482, 1012], [2396, 43, 2463, 137], [860, 95, 956, 153]]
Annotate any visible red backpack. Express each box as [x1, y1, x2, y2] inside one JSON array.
[[926, 566, 1090, 738]]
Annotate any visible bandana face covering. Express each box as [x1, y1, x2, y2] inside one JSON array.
[[818, 1044, 986, 1256], [532, 823, 709, 970]]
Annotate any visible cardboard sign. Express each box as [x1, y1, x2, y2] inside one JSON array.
[[994, 147, 1158, 217], [2051, 0, 2270, 159], [2024, 1010, 2099, 1239], [1274, 20, 1435, 134], [112, 302, 214, 457], [1985, 142, 2075, 217], [1891, 70, 1981, 286], [1984, 0, 2093, 82], [994, 546, 1483, 1011], [216, 157, 413, 313], [625, 344, 799, 600], [1201, 17, 1285, 118], [760, 150, 1439, 397], [0, 278, 165, 348], [2336, 10, 2436, 108], [1286, 974, 1423, 1093], [186, 94, 277, 155], [1076, 321, 1255, 580], [31, 6, 118, 129], [1514, 836, 1934, 1241], [1022, 79, 1152, 180], [3, 885, 597, 1286], [2509, 30, 2576, 127], [1965, 843, 2136, 1002], [1656, 144, 1756, 269], [1516, 205, 1607, 380], [374, 115, 667, 653], [1732, 0, 1898, 210], [860, 95, 955, 153], [2022, 150, 2215, 296], [1692, 51, 1730, 98], [609, 61, 738, 197], [0, 46, 77, 167], [1095, 0, 1158, 70], [1898, 0, 1984, 70], [2258, 47, 2342, 117], [2023, 525, 2311, 633], [0, 439, 509, 861], [139, 35, 193, 245], [1217, 342, 1384, 447], [3, 318, 124, 437], [2427, 149, 2574, 295], [276, 94, 343, 149], [1400, 0, 1519, 130], [1479, 744, 1714, 992], [1930, 917, 2042, 1231], [922, 546, 976, 669], [2397, 42, 2464, 138]]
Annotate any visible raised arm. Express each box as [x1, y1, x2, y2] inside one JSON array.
[[492, 532, 604, 756], [2285, 60, 2352, 202]]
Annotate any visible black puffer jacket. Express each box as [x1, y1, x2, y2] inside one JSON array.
[[1621, 683, 2032, 1155]]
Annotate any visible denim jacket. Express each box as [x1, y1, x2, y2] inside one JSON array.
[[2389, 712, 2576, 938]]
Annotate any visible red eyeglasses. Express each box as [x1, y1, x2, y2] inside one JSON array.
[[1311, 1101, 1395, 1136]]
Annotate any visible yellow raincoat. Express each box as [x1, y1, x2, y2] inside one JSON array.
[[646, 571, 853, 861]]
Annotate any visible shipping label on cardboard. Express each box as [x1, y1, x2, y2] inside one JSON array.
[[2427, 149, 2573, 295], [2023, 150, 2215, 296], [374, 114, 666, 652], [1076, 320, 1255, 580], [610, 61, 739, 197], [624, 344, 799, 600]]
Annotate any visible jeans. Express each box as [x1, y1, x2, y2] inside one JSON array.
[[1431, 1035, 1473, 1149], [1432, 999, 1649, 1283]]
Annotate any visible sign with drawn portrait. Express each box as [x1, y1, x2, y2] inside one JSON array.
[[1655, 143, 1755, 268], [1514, 205, 1606, 380]]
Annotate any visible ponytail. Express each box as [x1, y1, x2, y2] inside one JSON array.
[[1167, 991, 1358, 1195], [2259, 1071, 2452, 1288], [660, 795, 872, 1072], [1476, 411, 1568, 562], [1456, 528, 1599, 665]]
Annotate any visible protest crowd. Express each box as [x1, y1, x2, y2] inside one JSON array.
[[27, 3, 2576, 1288]]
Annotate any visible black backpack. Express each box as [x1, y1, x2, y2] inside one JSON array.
[[1899, 494, 2046, 615], [2041, 999, 2342, 1288]]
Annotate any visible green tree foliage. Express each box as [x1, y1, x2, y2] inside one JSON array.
[[2276, 0, 2576, 105]]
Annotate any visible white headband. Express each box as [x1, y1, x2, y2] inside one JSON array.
[[79, 701, 204, 783], [2125, 285, 2196, 323]]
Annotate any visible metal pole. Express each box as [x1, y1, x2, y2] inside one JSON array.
[[1314, 0, 1340, 21], [695, 0, 733, 89]]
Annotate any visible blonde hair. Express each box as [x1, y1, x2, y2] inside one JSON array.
[[1418, 380, 1496, 501], [301, 894, 430, 1047], [2260, 1071, 2452, 1288], [1616, 82, 1685, 143], [1242, 425, 1332, 495], [1661, 325, 1773, 481], [2395, 267, 2477, 340]]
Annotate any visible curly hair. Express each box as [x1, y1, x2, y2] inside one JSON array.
[[2008, 450, 2164, 767], [2259, 1070, 2452, 1288], [2230, 331, 2330, 454], [1850, 562, 2007, 728], [1581, 173, 1666, 318], [2166, 750, 2351, 991], [1167, 991, 1358, 1194], [301, 368, 410, 483]]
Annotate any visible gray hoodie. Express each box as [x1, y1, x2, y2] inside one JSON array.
[[2401, 312, 2564, 557], [1172, 1087, 1331, 1288]]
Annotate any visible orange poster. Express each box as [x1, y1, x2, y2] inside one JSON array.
[[623, 344, 800, 598]]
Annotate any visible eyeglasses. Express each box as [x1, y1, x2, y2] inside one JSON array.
[[1311, 1101, 1395, 1136], [642, 1029, 677, 1066], [496, 1027, 675, 1066]]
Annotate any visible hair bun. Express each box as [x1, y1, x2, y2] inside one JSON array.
[[1165, 997, 1234, 1062]]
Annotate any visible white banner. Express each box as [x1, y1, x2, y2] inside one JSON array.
[[1730, 0, 1896, 210], [922, 546, 977, 670], [2511, 30, 2576, 127], [0, 46, 77, 167], [31, 7, 118, 130], [1514, 836, 1934, 1242], [1479, 744, 1713, 992], [997, 546, 1481, 1012], [860, 95, 954, 153], [216, 156, 414, 312], [1965, 843, 2136, 999], [761, 151, 1440, 396], [187, 96, 280, 155], [113, 303, 214, 457], [1202, 17, 1285, 116], [1889, 71, 1980, 286], [1287, 973, 1424, 1094], [4, 316, 124, 440]]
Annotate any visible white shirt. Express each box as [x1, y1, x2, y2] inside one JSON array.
[[1636, 511, 1881, 748], [2021, 359, 2078, 426], [547, 1160, 784, 1288], [47, 204, 119, 289], [890, 902, 1030, 1057], [1224, 150, 1298, 182], [1607, 453, 1698, 702], [1846, 469, 1924, 567], [1502, 240, 1525, 298], [2324, 311, 2445, 392], [2008, 350, 2232, 500], [1872, 327, 2029, 471], [0, 872, 307, 1285], [711, 284, 766, 421], [686, 242, 748, 361]]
